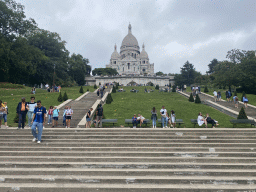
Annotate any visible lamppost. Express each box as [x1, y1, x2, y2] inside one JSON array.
[[53, 64, 55, 92]]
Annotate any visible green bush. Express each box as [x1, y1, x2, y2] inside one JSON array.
[[204, 86, 209, 93], [58, 92, 63, 102], [106, 93, 113, 104], [189, 93, 194, 102], [63, 92, 68, 101], [172, 85, 176, 92], [155, 85, 159, 90], [150, 82, 154, 86], [237, 107, 248, 119], [79, 86, 84, 93], [241, 91, 246, 102], [94, 84, 97, 89], [195, 94, 201, 104], [87, 89, 89, 92], [234, 91, 237, 96], [112, 86, 116, 93]]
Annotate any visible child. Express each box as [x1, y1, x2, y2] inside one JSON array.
[[52, 106, 59, 127], [166, 113, 171, 128], [171, 110, 176, 128]]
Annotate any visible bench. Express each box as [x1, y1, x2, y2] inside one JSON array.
[[125, 119, 150, 127], [229, 119, 255, 128], [130, 90, 139, 93], [157, 119, 185, 128], [102, 119, 118, 126]]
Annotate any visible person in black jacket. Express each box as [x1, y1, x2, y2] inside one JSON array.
[[206, 113, 219, 128], [16, 97, 28, 129]]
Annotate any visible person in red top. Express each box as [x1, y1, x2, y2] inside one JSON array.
[[47, 106, 53, 125]]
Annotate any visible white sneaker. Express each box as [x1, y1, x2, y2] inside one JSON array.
[[165, 126, 168, 128], [32, 138, 37, 142], [37, 141, 41, 144], [65, 126, 67, 128]]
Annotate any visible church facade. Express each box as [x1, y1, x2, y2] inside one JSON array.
[[106, 24, 154, 75]]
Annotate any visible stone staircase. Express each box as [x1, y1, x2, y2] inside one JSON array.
[[184, 91, 256, 119], [0, 128, 256, 191], [45, 88, 111, 128]]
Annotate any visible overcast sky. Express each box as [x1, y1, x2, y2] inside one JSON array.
[[16, 0, 256, 74]]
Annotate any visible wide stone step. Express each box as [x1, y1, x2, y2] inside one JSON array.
[[1, 151, 256, 158], [0, 147, 254, 152], [1, 168, 256, 176]]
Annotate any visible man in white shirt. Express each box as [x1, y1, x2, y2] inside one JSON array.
[[213, 90, 217, 102], [160, 106, 167, 128]]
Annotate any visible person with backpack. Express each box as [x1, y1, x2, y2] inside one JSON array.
[[225, 90, 230, 102], [86, 108, 93, 128], [96, 104, 103, 128], [52, 106, 59, 127], [228, 90, 232, 102]]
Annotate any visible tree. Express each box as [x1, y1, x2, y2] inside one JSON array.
[[92, 68, 118, 76], [155, 85, 159, 90], [188, 93, 194, 102], [207, 59, 218, 74], [156, 71, 164, 76], [112, 86, 116, 93], [94, 84, 97, 89], [79, 86, 84, 93], [63, 92, 68, 101], [106, 93, 113, 104], [237, 107, 248, 119], [0, 0, 37, 40], [204, 86, 209, 93], [172, 85, 176, 92], [226, 49, 255, 64], [58, 92, 63, 102], [195, 94, 201, 104]]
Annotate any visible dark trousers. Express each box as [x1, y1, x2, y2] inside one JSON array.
[[18, 111, 27, 128], [132, 121, 138, 127], [207, 119, 216, 127]]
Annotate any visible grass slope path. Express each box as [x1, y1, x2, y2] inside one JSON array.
[[186, 91, 256, 120], [0, 128, 256, 191], [45, 88, 111, 128]]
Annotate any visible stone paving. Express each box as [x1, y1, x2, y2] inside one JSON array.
[[0, 128, 255, 191]]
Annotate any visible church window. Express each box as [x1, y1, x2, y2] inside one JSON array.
[[132, 53, 133, 57], [128, 63, 130, 70], [143, 69, 146, 72], [135, 54, 136, 59], [134, 67, 135, 71], [114, 61, 116, 64], [123, 67, 124, 72], [143, 61, 145, 64]]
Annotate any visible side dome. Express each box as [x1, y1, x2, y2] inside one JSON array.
[[140, 43, 148, 58], [121, 24, 139, 47], [111, 44, 120, 59]]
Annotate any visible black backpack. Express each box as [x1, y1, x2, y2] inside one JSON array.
[[97, 107, 103, 116]]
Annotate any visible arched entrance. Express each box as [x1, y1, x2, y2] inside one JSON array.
[[127, 80, 137, 86]]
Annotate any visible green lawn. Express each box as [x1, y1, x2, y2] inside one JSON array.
[[102, 86, 251, 128], [0, 86, 96, 127], [202, 87, 256, 106]]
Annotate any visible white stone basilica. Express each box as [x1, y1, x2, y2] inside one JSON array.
[[106, 24, 154, 75]]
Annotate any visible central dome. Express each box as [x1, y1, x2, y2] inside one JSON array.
[[121, 24, 139, 47]]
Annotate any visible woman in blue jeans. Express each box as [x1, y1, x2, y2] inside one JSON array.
[[132, 114, 137, 128], [151, 107, 157, 128]]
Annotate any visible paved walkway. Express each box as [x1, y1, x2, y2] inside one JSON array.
[[0, 128, 256, 191], [183, 91, 256, 119], [45, 88, 111, 128]]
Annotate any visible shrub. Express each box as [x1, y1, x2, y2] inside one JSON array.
[[106, 93, 113, 104], [0, 83, 25, 89], [241, 91, 246, 102], [112, 86, 116, 93], [234, 91, 237, 96], [63, 92, 68, 101], [189, 93, 194, 102], [150, 82, 154, 86], [79, 86, 84, 93], [58, 92, 63, 102], [172, 85, 176, 92], [87, 89, 89, 92], [155, 85, 159, 90], [195, 94, 201, 104], [116, 84, 119, 90], [94, 84, 97, 89], [237, 107, 248, 119], [204, 86, 209, 93]]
